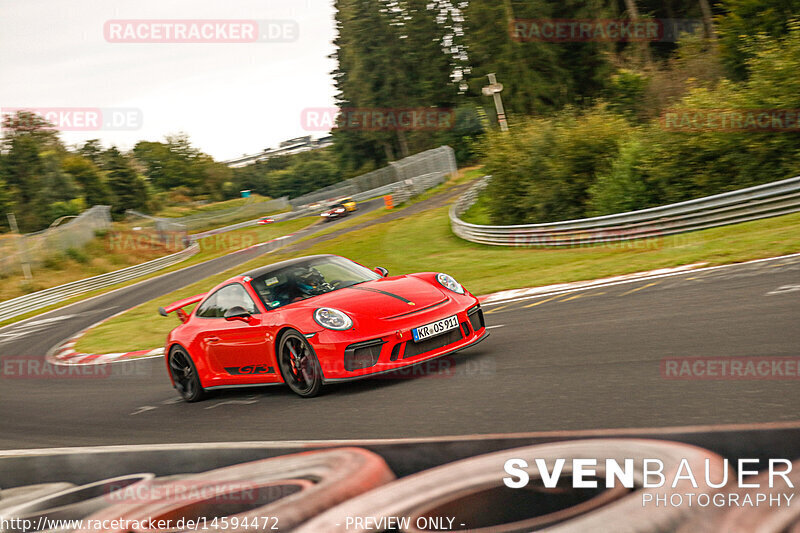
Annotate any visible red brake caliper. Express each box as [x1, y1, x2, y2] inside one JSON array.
[[288, 343, 299, 376]]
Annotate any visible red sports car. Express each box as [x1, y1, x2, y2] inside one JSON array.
[[159, 255, 487, 401]]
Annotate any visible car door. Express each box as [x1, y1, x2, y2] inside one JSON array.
[[198, 283, 279, 385]]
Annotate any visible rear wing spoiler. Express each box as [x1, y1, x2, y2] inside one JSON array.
[[158, 293, 206, 322]]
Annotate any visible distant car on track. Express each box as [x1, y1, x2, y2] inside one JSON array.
[[338, 196, 358, 212], [257, 216, 275, 225], [159, 254, 487, 401], [320, 203, 348, 222]]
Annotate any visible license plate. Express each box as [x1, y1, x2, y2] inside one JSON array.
[[412, 315, 459, 342]]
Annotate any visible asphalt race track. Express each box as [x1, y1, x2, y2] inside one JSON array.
[[0, 240, 798, 449]]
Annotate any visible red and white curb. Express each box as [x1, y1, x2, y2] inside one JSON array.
[[47, 310, 165, 366], [46, 232, 306, 366]]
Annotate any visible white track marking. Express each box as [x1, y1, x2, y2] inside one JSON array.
[[161, 397, 183, 405], [0, 315, 79, 345], [481, 252, 800, 307], [767, 285, 800, 295], [204, 396, 259, 410], [130, 406, 157, 416]]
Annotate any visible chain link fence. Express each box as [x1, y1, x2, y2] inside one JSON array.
[[127, 196, 290, 235], [389, 172, 450, 205], [0, 206, 112, 276], [289, 146, 457, 208]]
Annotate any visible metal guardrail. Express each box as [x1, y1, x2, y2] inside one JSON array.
[[289, 146, 457, 208], [451, 176, 800, 246], [188, 207, 316, 240], [126, 196, 290, 234], [0, 244, 199, 323]]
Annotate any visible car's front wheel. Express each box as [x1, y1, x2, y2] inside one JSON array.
[[168, 346, 205, 402], [277, 330, 323, 398]]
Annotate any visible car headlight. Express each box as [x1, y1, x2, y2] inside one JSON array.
[[436, 273, 465, 295], [314, 308, 353, 330]]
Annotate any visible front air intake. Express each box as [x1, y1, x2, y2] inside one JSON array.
[[467, 306, 485, 332], [344, 339, 385, 371]]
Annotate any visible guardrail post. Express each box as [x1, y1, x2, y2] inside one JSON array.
[[7, 213, 32, 280]]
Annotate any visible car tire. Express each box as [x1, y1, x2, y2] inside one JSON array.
[[294, 439, 732, 533], [167, 346, 205, 402], [77, 448, 395, 533], [676, 458, 800, 533], [277, 329, 323, 398]]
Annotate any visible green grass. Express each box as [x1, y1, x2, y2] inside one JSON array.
[[292, 166, 486, 244], [77, 197, 800, 354], [189, 216, 317, 263], [0, 216, 318, 329], [460, 193, 493, 225], [155, 194, 274, 218]]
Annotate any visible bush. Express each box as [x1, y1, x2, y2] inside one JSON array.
[[41, 254, 64, 270], [478, 22, 800, 224], [587, 138, 651, 216], [64, 247, 89, 264], [640, 21, 800, 203], [482, 106, 633, 224]]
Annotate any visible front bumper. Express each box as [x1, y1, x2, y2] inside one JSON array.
[[312, 304, 488, 383]]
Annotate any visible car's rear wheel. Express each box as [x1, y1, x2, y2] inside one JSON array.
[[168, 346, 205, 402], [277, 330, 323, 398]]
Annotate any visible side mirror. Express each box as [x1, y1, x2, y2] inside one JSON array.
[[374, 267, 389, 277], [224, 306, 252, 322]]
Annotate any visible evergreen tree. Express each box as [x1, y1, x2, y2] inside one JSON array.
[[62, 154, 111, 207], [104, 147, 148, 216]]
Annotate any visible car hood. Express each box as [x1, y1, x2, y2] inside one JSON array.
[[308, 276, 448, 319]]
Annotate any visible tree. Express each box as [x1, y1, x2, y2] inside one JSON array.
[[332, 0, 409, 168], [1, 111, 64, 206], [0, 173, 10, 231], [462, 0, 568, 117], [716, 0, 800, 79], [62, 154, 111, 207], [79, 139, 104, 166], [105, 147, 148, 216]]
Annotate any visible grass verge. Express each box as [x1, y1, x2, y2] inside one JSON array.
[[0, 216, 318, 328], [77, 195, 800, 354]]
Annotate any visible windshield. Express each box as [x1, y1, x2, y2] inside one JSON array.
[[250, 256, 380, 310]]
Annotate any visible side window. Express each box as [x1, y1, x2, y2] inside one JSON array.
[[215, 284, 259, 316], [195, 292, 220, 318]]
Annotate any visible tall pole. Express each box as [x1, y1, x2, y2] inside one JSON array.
[[7, 213, 32, 280], [484, 73, 509, 132]]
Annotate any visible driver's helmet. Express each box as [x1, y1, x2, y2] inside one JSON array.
[[292, 266, 330, 296]]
